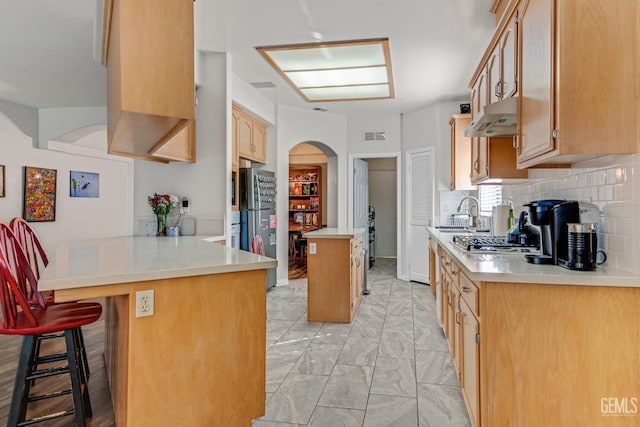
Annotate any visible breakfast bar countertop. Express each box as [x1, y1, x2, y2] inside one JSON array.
[[303, 227, 366, 239], [428, 228, 640, 287], [39, 235, 277, 291]]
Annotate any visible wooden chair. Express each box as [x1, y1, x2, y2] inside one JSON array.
[[1, 223, 92, 398], [10, 217, 50, 300], [0, 244, 102, 426]]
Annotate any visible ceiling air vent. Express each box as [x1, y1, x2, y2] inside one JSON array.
[[364, 131, 387, 143], [250, 81, 276, 89]]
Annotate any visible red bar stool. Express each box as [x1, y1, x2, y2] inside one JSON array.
[[0, 250, 102, 426], [7, 219, 92, 379]]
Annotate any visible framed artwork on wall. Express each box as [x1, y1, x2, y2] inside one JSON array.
[[0, 165, 5, 197], [70, 170, 99, 198], [23, 166, 57, 222]]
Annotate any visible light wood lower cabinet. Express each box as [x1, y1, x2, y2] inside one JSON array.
[[307, 235, 363, 323], [433, 241, 640, 426]]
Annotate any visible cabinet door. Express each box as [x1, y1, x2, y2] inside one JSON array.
[[517, 0, 555, 163], [438, 252, 447, 330], [470, 73, 489, 183], [460, 299, 480, 427], [501, 12, 518, 98], [237, 112, 254, 160], [452, 287, 461, 376], [251, 121, 267, 164], [487, 46, 501, 104], [231, 108, 239, 167], [151, 120, 196, 163], [450, 115, 475, 190]]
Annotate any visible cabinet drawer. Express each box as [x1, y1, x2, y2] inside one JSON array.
[[443, 253, 459, 282], [458, 271, 479, 317]]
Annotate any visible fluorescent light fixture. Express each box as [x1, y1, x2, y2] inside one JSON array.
[[257, 38, 395, 102]]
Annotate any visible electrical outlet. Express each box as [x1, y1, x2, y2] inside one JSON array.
[[135, 289, 154, 318], [309, 242, 317, 254]]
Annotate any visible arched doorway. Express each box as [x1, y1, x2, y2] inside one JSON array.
[[287, 142, 337, 279]]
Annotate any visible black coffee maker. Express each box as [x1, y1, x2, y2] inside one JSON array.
[[523, 200, 580, 265]]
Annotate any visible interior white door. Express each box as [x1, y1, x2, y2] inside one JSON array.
[[407, 148, 433, 283]]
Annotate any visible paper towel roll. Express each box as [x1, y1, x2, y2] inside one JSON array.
[[492, 205, 510, 236]]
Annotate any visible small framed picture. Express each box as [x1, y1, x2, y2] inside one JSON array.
[[70, 170, 100, 198], [23, 166, 57, 222], [0, 165, 5, 197]]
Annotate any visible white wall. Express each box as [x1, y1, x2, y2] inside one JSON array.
[[276, 105, 348, 284], [0, 112, 133, 256], [134, 52, 229, 235], [347, 113, 402, 153]]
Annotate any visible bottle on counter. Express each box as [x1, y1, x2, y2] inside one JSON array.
[[507, 208, 515, 230]]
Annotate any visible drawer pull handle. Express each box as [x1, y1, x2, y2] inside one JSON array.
[[445, 261, 451, 266], [462, 286, 472, 293], [451, 271, 457, 276]]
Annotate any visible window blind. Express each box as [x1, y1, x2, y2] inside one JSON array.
[[478, 185, 502, 216]]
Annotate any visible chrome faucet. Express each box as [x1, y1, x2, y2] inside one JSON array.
[[456, 196, 480, 228]]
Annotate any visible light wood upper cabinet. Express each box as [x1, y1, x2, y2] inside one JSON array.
[[468, 4, 527, 184], [488, 12, 518, 104], [449, 114, 476, 190], [469, 75, 489, 184], [151, 120, 196, 163], [517, 0, 638, 167], [233, 105, 268, 164], [500, 15, 518, 99], [104, 0, 195, 163], [251, 121, 268, 164], [231, 109, 239, 168]]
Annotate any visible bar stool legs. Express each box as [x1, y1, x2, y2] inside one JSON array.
[[7, 328, 91, 427]]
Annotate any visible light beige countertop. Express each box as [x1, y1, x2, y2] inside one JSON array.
[[428, 228, 640, 287], [39, 235, 277, 291], [303, 227, 366, 239]]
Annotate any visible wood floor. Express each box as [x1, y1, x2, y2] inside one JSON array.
[[0, 306, 116, 427], [288, 258, 307, 280]]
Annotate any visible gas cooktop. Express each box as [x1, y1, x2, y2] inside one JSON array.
[[452, 235, 540, 254]]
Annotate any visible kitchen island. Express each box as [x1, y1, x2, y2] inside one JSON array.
[[303, 228, 365, 323], [428, 229, 640, 427], [39, 236, 277, 427]]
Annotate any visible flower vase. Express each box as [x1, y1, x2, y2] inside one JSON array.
[[156, 213, 167, 236]]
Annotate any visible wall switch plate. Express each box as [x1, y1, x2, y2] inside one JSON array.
[[135, 289, 154, 318], [309, 242, 317, 254]]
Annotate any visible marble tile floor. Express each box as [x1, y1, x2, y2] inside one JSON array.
[[255, 258, 471, 427]]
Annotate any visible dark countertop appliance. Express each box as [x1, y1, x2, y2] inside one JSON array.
[[506, 211, 540, 246], [523, 200, 580, 265]]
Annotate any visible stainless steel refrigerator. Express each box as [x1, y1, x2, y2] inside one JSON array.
[[240, 168, 277, 290]]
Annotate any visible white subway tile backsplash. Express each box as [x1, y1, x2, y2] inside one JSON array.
[[502, 154, 640, 275]]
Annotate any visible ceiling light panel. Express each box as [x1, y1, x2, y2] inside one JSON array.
[[266, 44, 386, 71], [285, 66, 388, 88], [301, 84, 390, 101], [257, 38, 394, 102]]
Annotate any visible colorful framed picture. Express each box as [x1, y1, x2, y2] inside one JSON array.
[[0, 165, 5, 197], [23, 166, 57, 222], [70, 170, 99, 198]]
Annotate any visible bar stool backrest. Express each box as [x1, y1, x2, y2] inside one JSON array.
[[10, 217, 49, 280]]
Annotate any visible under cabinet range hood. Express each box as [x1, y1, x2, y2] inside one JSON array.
[[465, 96, 518, 137]]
